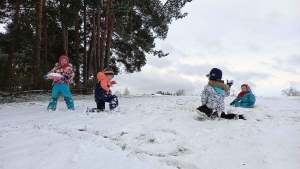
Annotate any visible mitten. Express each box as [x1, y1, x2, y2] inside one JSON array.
[[111, 80, 117, 85], [60, 76, 69, 81], [227, 80, 234, 88], [43, 75, 48, 80]]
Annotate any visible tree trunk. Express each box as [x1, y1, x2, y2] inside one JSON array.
[[61, 23, 67, 55], [87, 35, 92, 82], [104, 12, 115, 68], [42, 0, 48, 66], [2, 1, 20, 89], [60, 1, 67, 55], [33, 0, 43, 89], [75, 5, 80, 86], [87, 10, 97, 81], [92, 8, 97, 80], [66, 24, 68, 54], [100, 0, 111, 71], [96, 4, 101, 73], [87, 8, 95, 84], [83, 0, 87, 87]]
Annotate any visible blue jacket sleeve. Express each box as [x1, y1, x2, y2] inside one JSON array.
[[233, 97, 240, 103]]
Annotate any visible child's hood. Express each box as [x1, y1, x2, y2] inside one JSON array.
[[97, 72, 111, 85], [208, 80, 229, 91], [97, 72, 107, 80], [246, 89, 253, 94], [237, 89, 253, 99], [59, 55, 69, 64]]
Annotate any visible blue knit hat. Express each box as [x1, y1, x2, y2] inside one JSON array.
[[103, 68, 114, 76], [206, 68, 222, 80]]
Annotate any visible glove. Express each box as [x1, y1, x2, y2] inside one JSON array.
[[111, 80, 117, 85], [60, 76, 69, 81], [227, 80, 234, 88], [230, 102, 235, 106], [44, 75, 48, 80]]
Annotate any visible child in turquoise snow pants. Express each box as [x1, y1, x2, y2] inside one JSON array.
[[47, 83, 74, 110], [44, 55, 75, 111]]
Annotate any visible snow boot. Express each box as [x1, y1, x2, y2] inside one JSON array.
[[47, 98, 57, 111], [196, 105, 213, 117], [221, 112, 246, 120], [88, 108, 104, 113], [109, 96, 119, 110], [238, 114, 246, 120], [210, 111, 219, 119]]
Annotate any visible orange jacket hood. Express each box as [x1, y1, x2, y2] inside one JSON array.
[[97, 72, 111, 92]]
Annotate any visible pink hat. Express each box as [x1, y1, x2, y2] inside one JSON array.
[[59, 55, 69, 64]]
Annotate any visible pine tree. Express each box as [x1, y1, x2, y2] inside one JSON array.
[[0, 0, 193, 91]]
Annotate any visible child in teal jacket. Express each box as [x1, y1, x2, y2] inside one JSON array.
[[230, 84, 255, 108]]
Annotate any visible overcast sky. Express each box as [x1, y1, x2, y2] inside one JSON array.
[[115, 0, 300, 96], [1, 0, 299, 96]]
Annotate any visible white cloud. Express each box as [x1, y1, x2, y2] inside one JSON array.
[[116, 0, 300, 96], [115, 64, 197, 95]]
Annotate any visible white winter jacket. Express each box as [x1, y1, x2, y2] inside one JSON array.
[[201, 80, 230, 112]]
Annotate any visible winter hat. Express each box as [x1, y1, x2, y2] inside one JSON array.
[[59, 55, 69, 64], [206, 68, 222, 80], [103, 68, 114, 76], [241, 84, 250, 90]]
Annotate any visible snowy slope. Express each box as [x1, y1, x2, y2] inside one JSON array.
[[0, 96, 300, 169]]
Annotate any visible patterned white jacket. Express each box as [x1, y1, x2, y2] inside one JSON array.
[[201, 80, 230, 112]]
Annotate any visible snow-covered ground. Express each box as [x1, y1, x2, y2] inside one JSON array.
[[0, 95, 300, 169]]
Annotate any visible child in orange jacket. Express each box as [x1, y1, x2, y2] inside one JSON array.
[[90, 68, 118, 112]]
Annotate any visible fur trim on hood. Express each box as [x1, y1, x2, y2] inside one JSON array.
[[208, 80, 229, 91]]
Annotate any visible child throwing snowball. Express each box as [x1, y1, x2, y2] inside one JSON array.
[[196, 68, 246, 120], [44, 55, 75, 111]]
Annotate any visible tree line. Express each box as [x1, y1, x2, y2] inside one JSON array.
[[282, 87, 300, 96], [156, 89, 185, 96], [0, 0, 192, 92]]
